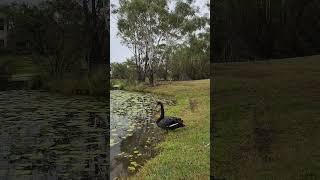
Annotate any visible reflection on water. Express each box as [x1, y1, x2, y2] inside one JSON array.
[[110, 90, 173, 179], [0, 90, 108, 179]]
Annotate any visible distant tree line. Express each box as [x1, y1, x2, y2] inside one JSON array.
[[111, 30, 210, 82], [0, 0, 109, 95], [0, 0, 108, 78], [111, 0, 210, 84], [212, 0, 320, 62]]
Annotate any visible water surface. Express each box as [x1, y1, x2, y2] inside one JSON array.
[[0, 90, 174, 179], [110, 90, 174, 179], [0, 90, 108, 179]]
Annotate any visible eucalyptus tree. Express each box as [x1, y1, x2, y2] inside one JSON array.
[[169, 32, 209, 80], [113, 0, 206, 85]]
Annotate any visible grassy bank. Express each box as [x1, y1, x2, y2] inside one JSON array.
[[214, 55, 320, 179], [0, 55, 106, 96], [0, 55, 37, 74], [110, 79, 145, 92], [128, 79, 210, 179]]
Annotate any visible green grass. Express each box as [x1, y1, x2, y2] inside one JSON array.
[[127, 79, 210, 180], [0, 55, 106, 96], [0, 55, 38, 74], [110, 79, 146, 92], [214, 55, 320, 179]]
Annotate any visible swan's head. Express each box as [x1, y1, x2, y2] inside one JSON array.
[[156, 101, 163, 106]]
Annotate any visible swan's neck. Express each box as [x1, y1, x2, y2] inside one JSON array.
[[157, 103, 164, 122]]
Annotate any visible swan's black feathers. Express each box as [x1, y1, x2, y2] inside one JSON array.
[[156, 101, 185, 130], [157, 116, 185, 130]]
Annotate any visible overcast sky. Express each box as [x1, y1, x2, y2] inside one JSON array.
[[110, 0, 131, 63], [110, 0, 209, 63]]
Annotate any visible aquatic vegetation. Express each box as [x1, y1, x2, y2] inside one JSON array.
[[0, 90, 108, 179], [110, 90, 174, 146], [110, 90, 174, 178]]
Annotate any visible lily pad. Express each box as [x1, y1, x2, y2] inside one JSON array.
[[130, 161, 139, 167], [128, 166, 136, 171]]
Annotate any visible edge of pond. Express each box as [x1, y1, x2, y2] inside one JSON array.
[[111, 88, 178, 179]]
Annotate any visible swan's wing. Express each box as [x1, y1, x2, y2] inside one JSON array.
[[166, 116, 183, 123], [163, 117, 184, 128], [162, 118, 174, 126]]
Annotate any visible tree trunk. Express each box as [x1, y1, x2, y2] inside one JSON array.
[[149, 66, 154, 86]]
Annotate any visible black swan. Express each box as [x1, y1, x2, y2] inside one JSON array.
[[156, 101, 185, 130]]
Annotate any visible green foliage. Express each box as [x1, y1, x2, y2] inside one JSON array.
[[0, 55, 37, 74], [110, 78, 145, 92], [114, 0, 208, 85], [45, 74, 106, 96], [1, 0, 108, 96], [3, 1, 85, 79], [46, 78, 78, 94], [110, 59, 136, 80], [87, 73, 107, 96], [169, 33, 210, 80], [110, 30, 210, 81], [110, 79, 126, 90]]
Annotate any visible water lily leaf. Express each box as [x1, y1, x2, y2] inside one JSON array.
[[130, 161, 139, 167], [128, 166, 135, 171], [110, 139, 118, 146], [117, 152, 125, 156]]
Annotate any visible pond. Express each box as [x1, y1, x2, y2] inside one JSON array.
[[110, 90, 174, 179], [0, 90, 108, 179], [0, 90, 174, 179]]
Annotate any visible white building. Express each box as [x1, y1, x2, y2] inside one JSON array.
[[0, 13, 8, 49]]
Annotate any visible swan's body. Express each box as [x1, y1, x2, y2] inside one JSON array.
[[156, 101, 185, 130]]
